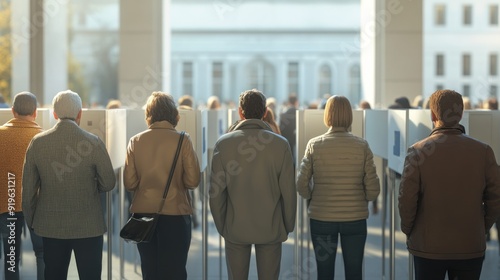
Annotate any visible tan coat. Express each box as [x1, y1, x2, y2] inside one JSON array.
[[399, 126, 500, 260], [0, 118, 42, 214], [124, 121, 200, 215], [296, 127, 380, 222], [209, 119, 296, 244]]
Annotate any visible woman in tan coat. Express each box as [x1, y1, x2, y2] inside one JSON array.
[[124, 92, 200, 280], [296, 96, 380, 280]]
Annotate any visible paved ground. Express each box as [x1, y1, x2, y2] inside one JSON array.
[[2, 206, 499, 280]]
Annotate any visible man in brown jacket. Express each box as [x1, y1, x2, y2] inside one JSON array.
[[0, 92, 44, 279], [399, 89, 500, 280]]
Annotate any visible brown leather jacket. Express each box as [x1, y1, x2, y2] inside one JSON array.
[[124, 121, 200, 215], [399, 126, 500, 260]]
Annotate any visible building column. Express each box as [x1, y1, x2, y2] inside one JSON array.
[[119, 0, 170, 108], [12, 0, 68, 106], [361, 0, 422, 108]]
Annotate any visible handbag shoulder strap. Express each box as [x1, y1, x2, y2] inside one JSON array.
[[157, 131, 185, 213]]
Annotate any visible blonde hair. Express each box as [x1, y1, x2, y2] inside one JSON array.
[[323, 95, 353, 128], [263, 108, 281, 134]]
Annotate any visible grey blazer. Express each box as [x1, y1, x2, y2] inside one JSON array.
[[22, 120, 116, 239]]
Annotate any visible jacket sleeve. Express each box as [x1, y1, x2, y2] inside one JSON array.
[[296, 140, 313, 199], [398, 147, 421, 236], [363, 143, 380, 201], [123, 138, 139, 192], [94, 137, 116, 192], [483, 146, 500, 231], [21, 139, 39, 228], [280, 145, 297, 233], [209, 145, 227, 235], [182, 134, 200, 189]]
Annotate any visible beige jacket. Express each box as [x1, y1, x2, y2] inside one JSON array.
[[124, 121, 200, 215], [399, 126, 500, 260], [296, 127, 380, 222], [209, 119, 296, 244]]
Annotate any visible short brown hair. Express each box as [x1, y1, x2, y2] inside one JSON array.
[[13, 91, 37, 116], [429, 89, 463, 127], [323, 95, 353, 128], [145, 92, 179, 126], [239, 89, 266, 119]]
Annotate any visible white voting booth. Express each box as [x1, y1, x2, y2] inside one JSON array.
[[461, 110, 500, 163], [227, 109, 240, 130], [296, 109, 364, 164], [364, 110, 388, 159], [177, 109, 208, 171], [387, 109, 433, 174], [0, 108, 56, 130], [206, 109, 228, 149], [80, 109, 128, 170]]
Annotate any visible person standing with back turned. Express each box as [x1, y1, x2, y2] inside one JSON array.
[[22, 90, 116, 279], [399, 89, 500, 280], [296, 95, 380, 280], [210, 89, 296, 280], [0, 92, 45, 279]]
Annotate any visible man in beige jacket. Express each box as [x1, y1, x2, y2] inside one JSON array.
[[210, 89, 296, 280], [399, 89, 500, 280]]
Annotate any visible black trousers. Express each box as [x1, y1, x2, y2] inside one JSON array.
[[43, 235, 103, 280], [137, 215, 192, 280], [413, 255, 484, 280]]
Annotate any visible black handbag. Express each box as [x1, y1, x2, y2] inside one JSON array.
[[120, 131, 185, 243]]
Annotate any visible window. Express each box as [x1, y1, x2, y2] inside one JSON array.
[[435, 4, 446, 26], [462, 54, 471, 76], [463, 5, 472, 26], [318, 64, 332, 98], [349, 64, 362, 105], [491, 85, 498, 97], [288, 62, 299, 95], [490, 5, 499, 25], [490, 54, 498, 76], [247, 59, 275, 94], [212, 62, 223, 98], [436, 54, 445, 76], [463, 84, 471, 97], [182, 62, 193, 96]]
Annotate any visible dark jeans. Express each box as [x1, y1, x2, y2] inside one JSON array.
[[310, 219, 367, 280], [413, 255, 484, 280], [137, 215, 192, 280], [29, 227, 45, 280], [43, 235, 103, 280], [0, 212, 24, 280]]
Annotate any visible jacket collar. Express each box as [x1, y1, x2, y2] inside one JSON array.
[[327, 127, 349, 133], [148, 120, 176, 130], [4, 118, 42, 129], [430, 124, 466, 136], [233, 119, 272, 131]]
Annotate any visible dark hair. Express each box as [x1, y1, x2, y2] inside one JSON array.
[[429, 89, 463, 127], [288, 94, 298, 106], [487, 98, 498, 110], [239, 89, 266, 119], [145, 92, 179, 126], [13, 92, 37, 116]]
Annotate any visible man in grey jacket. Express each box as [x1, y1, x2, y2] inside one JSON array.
[[210, 89, 296, 280], [22, 90, 116, 279], [399, 89, 500, 280]]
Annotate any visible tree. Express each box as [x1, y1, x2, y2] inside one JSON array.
[[0, 0, 11, 103]]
